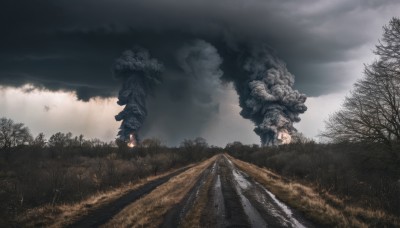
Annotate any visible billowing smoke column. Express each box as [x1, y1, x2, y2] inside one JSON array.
[[112, 42, 305, 147], [234, 45, 307, 146], [113, 48, 164, 144]]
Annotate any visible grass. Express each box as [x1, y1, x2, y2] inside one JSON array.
[[103, 155, 218, 228], [17, 165, 193, 228], [227, 154, 400, 227]]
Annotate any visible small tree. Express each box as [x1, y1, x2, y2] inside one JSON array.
[[0, 117, 32, 149], [322, 18, 400, 151], [48, 132, 68, 148], [32, 133, 46, 148], [291, 132, 312, 144]]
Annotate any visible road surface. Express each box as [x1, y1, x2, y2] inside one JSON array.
[[70, 155, 315, 227], [162, 155, 314, 228]]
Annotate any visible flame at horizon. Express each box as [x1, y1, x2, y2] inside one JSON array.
[[277, 129, 291, 145], [127, 134, 136, 148]]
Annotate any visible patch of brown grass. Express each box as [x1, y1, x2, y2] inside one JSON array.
[[17, 166, 193, 228], [227, 154, 400, 228], [103, 155, 218, 228]]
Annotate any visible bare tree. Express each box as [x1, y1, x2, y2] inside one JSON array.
[[48, 132, 74, 147], [291, 132, 313, 144], [32, 133, 46, 148], [375, 17, 400, 66], [322, 18, 400, 150], [0, 117, 32, 149]]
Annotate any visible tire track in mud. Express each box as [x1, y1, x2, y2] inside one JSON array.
[[161, 160, 217, 228], [201, 161, 226, 228], [218, 157, 252, 227], [67, 166, 191, 228]]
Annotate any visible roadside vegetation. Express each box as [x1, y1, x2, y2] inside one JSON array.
[[228, 154, 400, 227], [226, 142, 400, 225], [2, 122, 399, 227], [0, 121, 220, 226]]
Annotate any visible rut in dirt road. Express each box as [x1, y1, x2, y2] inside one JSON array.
[[168, 155, 315, 227], [161, 161, 217, 228]]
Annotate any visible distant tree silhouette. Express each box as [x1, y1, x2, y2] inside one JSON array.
[[48, 132, 67, 148], [0, 117, 32, 149], [32, 133, 46, 148]]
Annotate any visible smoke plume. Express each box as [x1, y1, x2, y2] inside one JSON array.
[[112, 42, 305, 146], [113, 48, 164, 142], [228, 45, 307, 146]]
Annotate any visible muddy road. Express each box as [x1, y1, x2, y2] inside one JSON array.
[[70, 155, 315, 227], [163, 155, 315, 228]]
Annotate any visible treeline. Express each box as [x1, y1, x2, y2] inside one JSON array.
[[0, 120, 221, 226], [0, 117, 115, 151], [226, 141, 400, 217]]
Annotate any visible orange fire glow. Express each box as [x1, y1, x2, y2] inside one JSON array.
[[127, 134, 136, 148], [277, 129, 291, 145]]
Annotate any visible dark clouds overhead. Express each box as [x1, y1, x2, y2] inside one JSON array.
[[1, 0, 399, 98]]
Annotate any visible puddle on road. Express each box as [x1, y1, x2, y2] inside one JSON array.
[[226, 156, 309, 228], [258, 183, 307, 228], [229, 161, 267, 228], [232, 169, 251, 189], [211, 161, 217, 174], [226, 157, 234, 166]]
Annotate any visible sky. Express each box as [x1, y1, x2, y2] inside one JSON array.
[[0, 0, 399, 146]]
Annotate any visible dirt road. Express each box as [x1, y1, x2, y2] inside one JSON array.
[[71, 155, 315, 227], [162, 155, 315, 228]]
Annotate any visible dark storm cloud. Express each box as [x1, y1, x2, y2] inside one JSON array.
[[140, 40, 223, 145], [1, 0, 398, 98]]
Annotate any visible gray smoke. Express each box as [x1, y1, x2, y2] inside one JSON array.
[[229, 45, 307, 146], [139, 39, 223, 145], [112, 42, 305, 146], [113, 48, 164, 142]]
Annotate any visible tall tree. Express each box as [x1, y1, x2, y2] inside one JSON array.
[[322, 17, 400, 147]]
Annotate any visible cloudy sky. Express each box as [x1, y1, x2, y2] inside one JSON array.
[[0, 0, 399, 146]]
